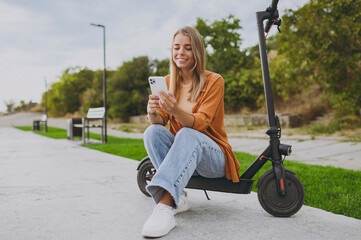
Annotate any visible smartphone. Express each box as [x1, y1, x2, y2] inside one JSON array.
[[148, 76, 168, 96]]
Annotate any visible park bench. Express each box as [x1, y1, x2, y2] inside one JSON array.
[[74, 107, 105, 144], [32, 114, 47, 132]]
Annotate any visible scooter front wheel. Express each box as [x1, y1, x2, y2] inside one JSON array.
[[257, 170, 305, 217]]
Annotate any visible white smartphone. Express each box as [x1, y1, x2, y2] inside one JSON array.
[[148, 76, 168, 96]]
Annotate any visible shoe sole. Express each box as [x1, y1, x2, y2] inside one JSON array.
[[141, 221, 176, 237], [173, 205, 189, 215]]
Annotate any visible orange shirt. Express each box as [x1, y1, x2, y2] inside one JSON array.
[[156, 70, 241, 182]]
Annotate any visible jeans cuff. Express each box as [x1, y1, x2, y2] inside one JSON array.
[[146, 181, 179, 207]]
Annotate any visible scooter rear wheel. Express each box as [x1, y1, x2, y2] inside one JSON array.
[[137, 159, 155, 197], [257, 170, 305, 217]]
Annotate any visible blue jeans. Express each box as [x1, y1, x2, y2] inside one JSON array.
[[143, 124, 226, 207]]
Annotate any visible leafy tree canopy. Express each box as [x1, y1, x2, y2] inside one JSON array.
[[196, 15, 243, 74], [277, 0, 361, 113]]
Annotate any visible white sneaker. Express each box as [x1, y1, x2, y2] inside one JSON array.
[[173, 191, 189, 215], [141, 204, 175, 237]]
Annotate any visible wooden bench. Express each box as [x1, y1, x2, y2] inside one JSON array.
[[74, 107, 105, 144], [32, 114, 48, 132]]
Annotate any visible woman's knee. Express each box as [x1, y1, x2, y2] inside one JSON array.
[[175, 127, 201, 143], [144, 124, 165, 139], [175, 127, 197, 138]]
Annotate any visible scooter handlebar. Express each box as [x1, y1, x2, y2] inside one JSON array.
[[264, 0, 280, 33]]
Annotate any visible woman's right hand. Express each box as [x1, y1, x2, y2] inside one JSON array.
[[147, 94, 164, 125], [147, 94, 161, 114]]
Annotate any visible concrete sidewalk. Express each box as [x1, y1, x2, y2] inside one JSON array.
[[1, 127, 361, 240]]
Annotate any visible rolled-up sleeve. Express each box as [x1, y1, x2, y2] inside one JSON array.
[[192, 78, 224, 132], [156, 109, 170, 126]]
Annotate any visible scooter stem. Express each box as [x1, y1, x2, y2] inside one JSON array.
[[257, 9, 287, 196], [257, 10, 277, 129]]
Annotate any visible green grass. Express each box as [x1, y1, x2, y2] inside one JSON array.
[[17, 126, 361, 220], [84, 135, 147, 161], [16, 126, 68, 139]]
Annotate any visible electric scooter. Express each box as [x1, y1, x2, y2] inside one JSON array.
[[136, 0, 305, 217]]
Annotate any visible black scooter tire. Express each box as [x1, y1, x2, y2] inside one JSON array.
[[257, 170, 305, 217], [137, 159, 155, 197]]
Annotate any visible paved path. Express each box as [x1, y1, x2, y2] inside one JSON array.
[[1, 127, 361, 240]]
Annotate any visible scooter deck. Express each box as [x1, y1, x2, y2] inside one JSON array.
[[186, 176, 254, 194]]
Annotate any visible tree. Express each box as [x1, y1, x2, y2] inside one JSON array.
[[152, 58, 170, 76], [195, 15, 244, 74], [14, 100, 37, 112], [80, 69, 108, 114], [195, 15, 266, 112], [4, 100, 15, 113], [107, 56, 153, 121], [44, 67, 94, 115], [277, 0, 361, 114]]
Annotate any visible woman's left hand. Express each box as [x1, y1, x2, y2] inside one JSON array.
[[158, 90, 178, 115]]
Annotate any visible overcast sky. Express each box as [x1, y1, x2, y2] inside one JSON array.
[[0, 0, 309, 112]]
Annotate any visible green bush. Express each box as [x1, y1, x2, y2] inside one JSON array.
[[307, 115, 361, 135]]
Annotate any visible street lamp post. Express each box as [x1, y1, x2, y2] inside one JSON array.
[[44, 78, 48, 132], [90, 23, 107, 143]]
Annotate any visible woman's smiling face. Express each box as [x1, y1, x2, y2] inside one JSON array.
[[172, 34, 195, 72]]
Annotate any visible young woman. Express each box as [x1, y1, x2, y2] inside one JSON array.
[[142, 26, 240, 238]]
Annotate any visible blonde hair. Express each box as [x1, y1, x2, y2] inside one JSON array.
[[169, 26, 206, 102]]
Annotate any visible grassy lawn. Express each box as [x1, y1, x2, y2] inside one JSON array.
[[17, 126, 68, 139], [17, 126, 361, 220]]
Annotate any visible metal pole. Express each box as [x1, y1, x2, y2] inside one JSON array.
[[44, 79, 48, 118], [102, 26, 107, 143], [257, 11, 276, 128], [91, 23, 107, 143], [44, 78, 48, 132]]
